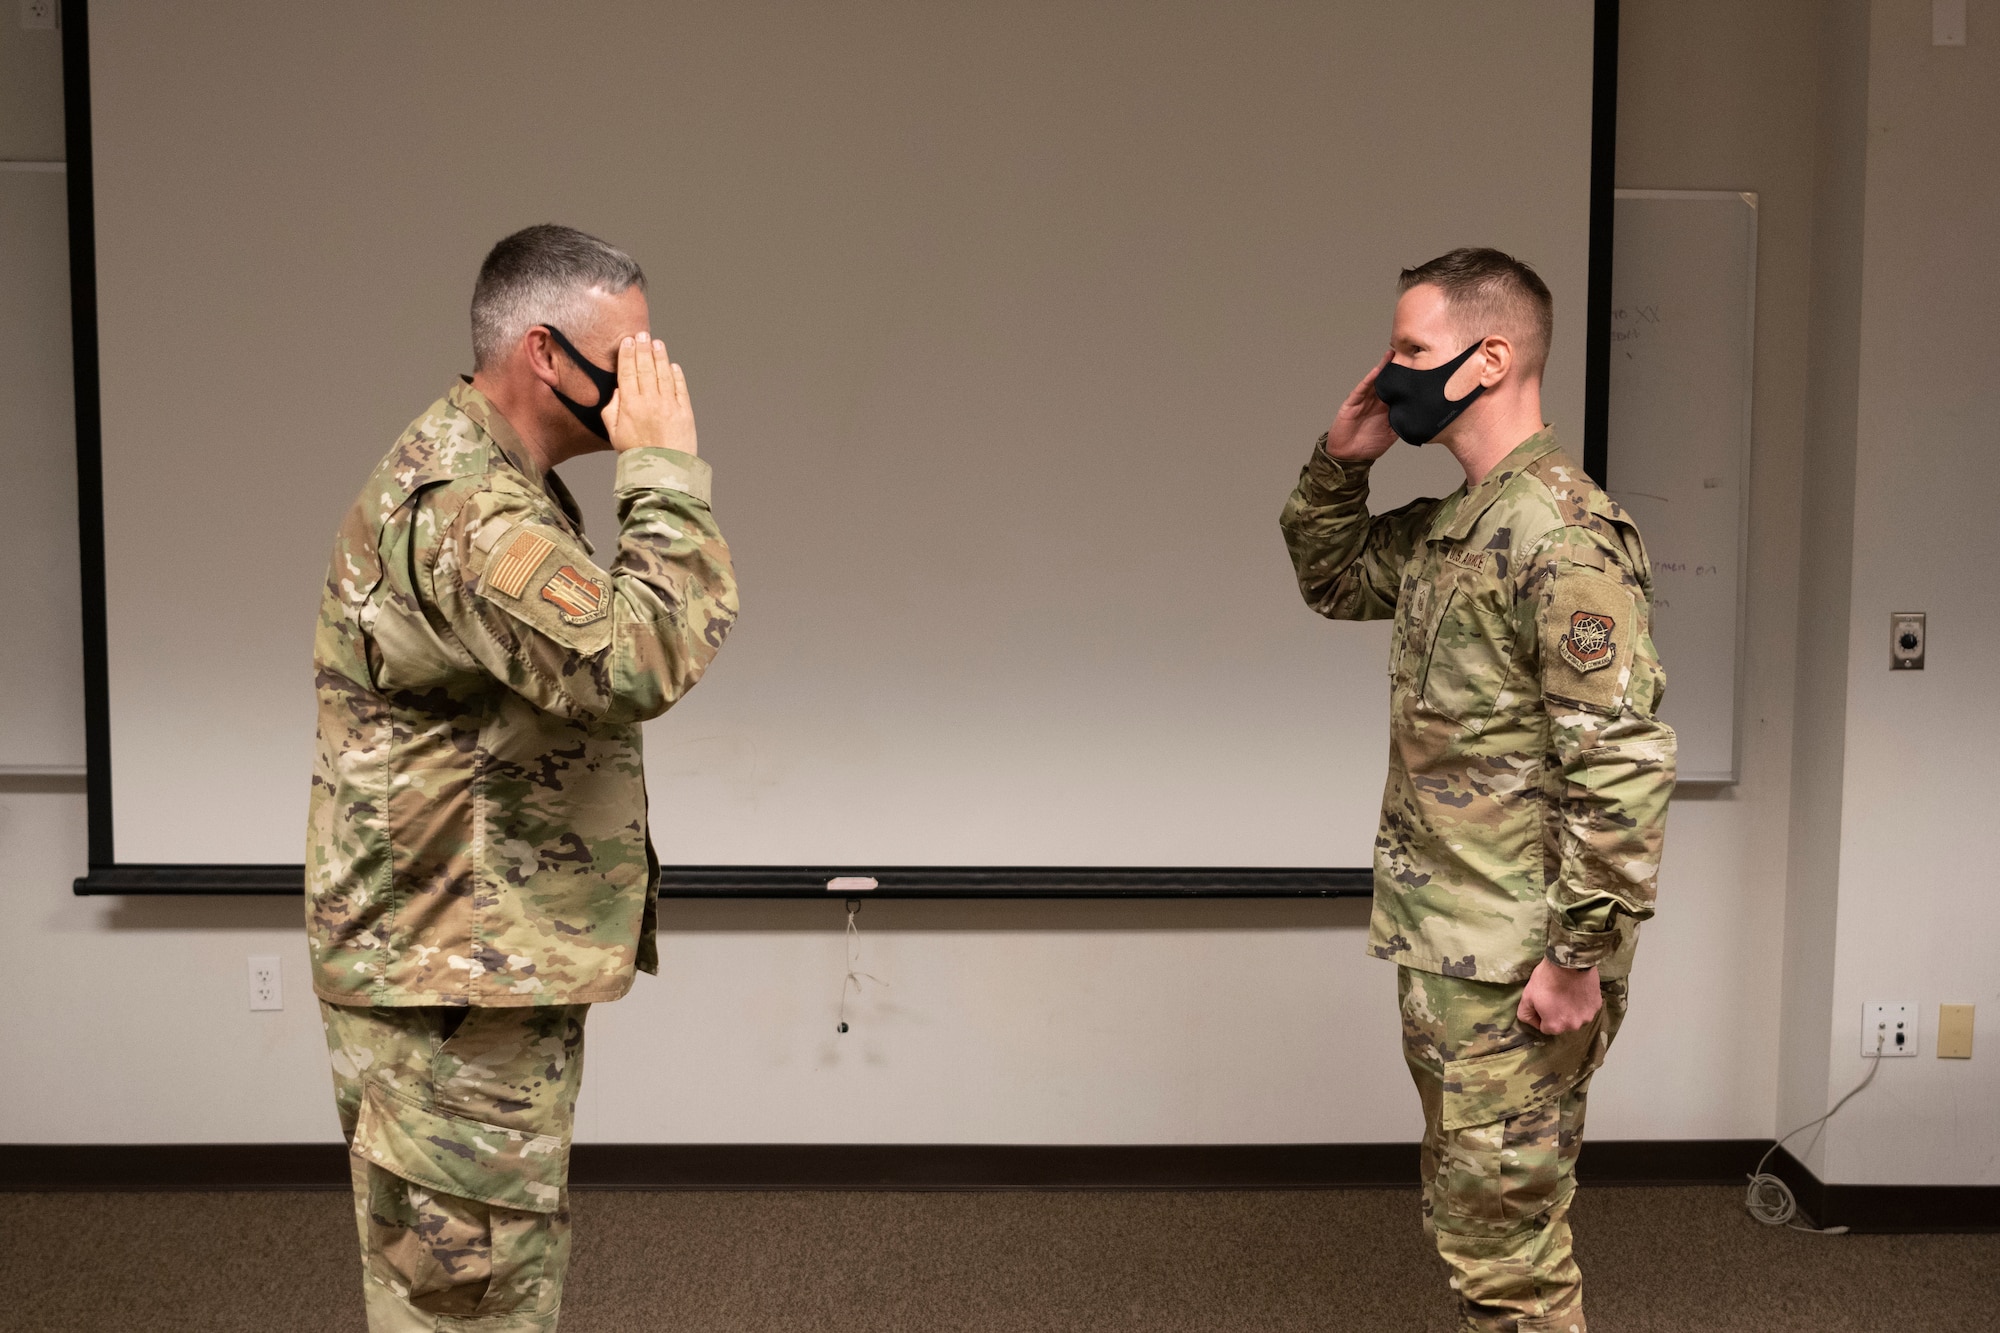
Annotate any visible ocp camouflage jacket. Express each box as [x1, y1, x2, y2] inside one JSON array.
[[1280, 428, 1675, 982], [308, 382, 738, 1007]]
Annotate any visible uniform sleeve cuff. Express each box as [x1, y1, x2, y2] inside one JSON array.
[[1545, 917, 1620, 970], [1305, 434, 1372, 494], [615, 448, 712, 505]]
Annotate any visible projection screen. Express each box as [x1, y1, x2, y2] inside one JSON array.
[[79, 0, 1598, 884]]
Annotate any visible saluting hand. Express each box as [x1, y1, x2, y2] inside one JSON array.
[[1324, 351, 1399, 463], [602, 333, 698, 457]]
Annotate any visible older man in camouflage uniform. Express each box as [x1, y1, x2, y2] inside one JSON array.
[[308, 224, 738, 1331], [1280, 249, 1675, 1333]]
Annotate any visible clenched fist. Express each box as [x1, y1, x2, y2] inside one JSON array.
[[1517, 959, 1603, 1035]]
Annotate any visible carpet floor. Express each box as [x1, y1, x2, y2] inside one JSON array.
[[2, 1186, 1993, 1331]]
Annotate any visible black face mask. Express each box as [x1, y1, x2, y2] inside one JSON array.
[[544, 325, 619, 441], [1373, 340, 1488, 445]]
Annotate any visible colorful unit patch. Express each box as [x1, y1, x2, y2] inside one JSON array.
[[1559, 610, 1617, 672], [541, 566, 609, 625], [487, 530, 556, 599]]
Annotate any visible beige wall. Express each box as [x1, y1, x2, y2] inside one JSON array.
[[1814, 0, 2000, 1186], [1613, 0, 1825, 1161], [1783, 0, 1873, 1174]]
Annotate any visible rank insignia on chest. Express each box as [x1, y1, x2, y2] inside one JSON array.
[[541, 566, 610, 625], [1560, 610, 1616, 672]]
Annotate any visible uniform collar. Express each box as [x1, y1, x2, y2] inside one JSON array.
[[1432, 426, 1562, 542], [451, 379, 539, 479], [449, 379, 589, 535]]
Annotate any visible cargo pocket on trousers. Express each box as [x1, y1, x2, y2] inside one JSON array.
[[1437, 1029, 1594, 1226], [353, 1079, 569, 1213], [352, 1079, 571, 1316]]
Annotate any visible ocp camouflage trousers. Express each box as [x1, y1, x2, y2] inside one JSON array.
[[320, 1001, 589, 1332], [1399, 966, 1628, 1333]]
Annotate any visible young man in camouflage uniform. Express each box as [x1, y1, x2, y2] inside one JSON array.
[[307, 225, 739, 1331], [1280, 249, 1676, 1333]]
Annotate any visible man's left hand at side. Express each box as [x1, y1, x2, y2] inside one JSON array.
[[1518, 959, 1602, 1034]]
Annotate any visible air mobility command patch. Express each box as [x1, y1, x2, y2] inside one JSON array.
[[1545, 566, 1637, 713], [541, 566, 609, 625], [1560, 610, 1617, 673]]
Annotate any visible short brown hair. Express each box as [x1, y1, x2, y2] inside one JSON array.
[[1397, 247, 1553, 375]]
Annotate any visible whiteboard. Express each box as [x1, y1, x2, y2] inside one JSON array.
[[0, 164, 85, 776], [1605, 190, 1756, 783]]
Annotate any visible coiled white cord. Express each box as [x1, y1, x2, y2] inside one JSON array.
[[1743, 1032, 1883, 1233], [834, 898, 887, 1034]]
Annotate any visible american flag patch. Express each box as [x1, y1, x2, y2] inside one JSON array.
[[487, 529, 556, 599], [541, 566, 609, 624]]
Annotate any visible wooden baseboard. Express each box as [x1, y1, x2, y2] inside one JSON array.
[[0, 1138, 1760, 1191], [2, 1142, 349, 1191], [568, 1142, 1426, 1190], [1766, 1145, 2000, 1233], [3, 1139, 1989, 1230]]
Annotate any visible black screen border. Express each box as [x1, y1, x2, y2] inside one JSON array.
[[66, 0, 1618, 898]]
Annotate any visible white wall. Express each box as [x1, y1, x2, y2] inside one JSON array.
[[1782, 0, 1873, 1176], [1812, 0, 2000, 1187], [8, 3, 1991, 1174], [1612, 0, 1829, 1162]]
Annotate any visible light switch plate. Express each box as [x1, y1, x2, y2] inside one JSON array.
[[1891, 612, 1926, 670], [1937, 1004, 1974, 1059]]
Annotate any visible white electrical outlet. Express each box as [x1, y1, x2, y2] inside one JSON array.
[[1863, 1001, 1917, 1057], [248, 955, 283, 1011], [19, 0, 58, 31]]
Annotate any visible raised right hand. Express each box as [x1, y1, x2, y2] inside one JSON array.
[[1325, 351, 1398, 463], [603, 333, 698, 456]]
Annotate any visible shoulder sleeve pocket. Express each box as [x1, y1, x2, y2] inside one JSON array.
[[472, 522, 616, 655], [1542, 566, 1638, 715]]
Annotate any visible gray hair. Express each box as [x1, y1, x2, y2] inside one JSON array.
[[470, 224, 646, 371]]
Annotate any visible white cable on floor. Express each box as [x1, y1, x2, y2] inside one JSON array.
[[1743, 1031, 1884, 1234]]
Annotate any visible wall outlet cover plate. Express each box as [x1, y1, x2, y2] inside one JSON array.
[[248, 954, 283, 1011], [1891, 612, 1926, 670], [1863, 1001, 1918, 1056], [1936, 1004, 1974, 1059]]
